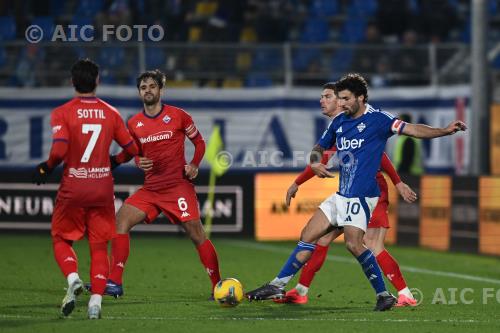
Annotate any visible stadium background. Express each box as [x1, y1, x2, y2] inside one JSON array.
[[0, 0, 500, 333], [1, 0, 498, 254]]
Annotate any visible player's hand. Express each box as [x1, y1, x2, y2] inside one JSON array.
[[445, 120, 467, 135], [110, 155, 120, 170], [137, 157, 153, 171], [395, 182, 418, 203], [184, 163, 199, 180], [311, 163, 335, 178], [285, 182, 299, 207], [32, 161, 52, 185]]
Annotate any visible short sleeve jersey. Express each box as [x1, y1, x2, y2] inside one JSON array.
[[51, 96, 134, 206], [317, 104, 404, 198], [127, 104, 198, 191]]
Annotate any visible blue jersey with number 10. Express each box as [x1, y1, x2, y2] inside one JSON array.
[[318, 104, 405, 198]]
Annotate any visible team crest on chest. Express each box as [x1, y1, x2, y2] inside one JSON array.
[[357, 122, 366, 133], [162, 115, 171, 124]]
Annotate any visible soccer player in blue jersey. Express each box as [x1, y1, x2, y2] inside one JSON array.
[[246, 73, 467, 311]]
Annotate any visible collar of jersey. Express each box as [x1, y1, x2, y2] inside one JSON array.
[[142, 104, 165, 119]]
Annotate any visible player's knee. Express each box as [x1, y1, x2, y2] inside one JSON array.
[[364, 237, 376, 251], [345, 239, 363, 255], [184, 220, 206, 245]]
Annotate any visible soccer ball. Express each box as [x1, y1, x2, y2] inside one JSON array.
[[213, 278, 244, 307]]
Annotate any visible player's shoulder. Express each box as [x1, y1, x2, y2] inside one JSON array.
[[330, 112, 344, 127], [95, 97, 121, 116], [365, 103, 395, 120], [163, 104, 189, 117], [127, 111, 143, 126], [53, 98, 77, 114]]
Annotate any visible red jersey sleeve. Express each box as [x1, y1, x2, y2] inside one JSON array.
[[182, 111, 199, 139], [114, 117, 141, 164], [295, 148, 336, 185], [50, 107, 69, 142], [182, 111, 205, 166], [380, 152, 401, 185]]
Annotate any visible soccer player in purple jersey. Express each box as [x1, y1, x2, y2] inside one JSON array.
[[246, 73, 466, 311]]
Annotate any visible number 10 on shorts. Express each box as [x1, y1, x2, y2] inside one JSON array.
[[346, 201, 361, 215]]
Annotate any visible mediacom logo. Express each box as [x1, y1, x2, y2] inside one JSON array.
[[139, 131, 173, 144]]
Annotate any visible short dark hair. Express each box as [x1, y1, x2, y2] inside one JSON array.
[[322, 81, 337, 92], [335, 73, 368, 103], [71, 58, 99, 93], [136, 69, 166, 90]]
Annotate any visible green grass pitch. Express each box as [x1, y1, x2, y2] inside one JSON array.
[[1, 233, 500, 332]]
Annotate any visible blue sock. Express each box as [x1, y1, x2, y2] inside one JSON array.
[[357, 249, 387, 295], [271, 241, 316, 287]]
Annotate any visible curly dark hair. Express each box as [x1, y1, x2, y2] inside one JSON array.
[[136, 69, 166, 90], [335, 73, 368, 103]]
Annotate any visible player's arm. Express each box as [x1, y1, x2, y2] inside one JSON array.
[[111, 115, 140, 169], [380, 152, 417, 203], [310, 146, 336, 179], [400, 120, 467, 139], [286, 149, 334, 206], [32, 110, 68, 185], [184, 115, 205, 180], [310, 120, 337, 178]]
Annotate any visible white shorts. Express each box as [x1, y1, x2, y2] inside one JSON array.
[[318, 193, 379, 232]]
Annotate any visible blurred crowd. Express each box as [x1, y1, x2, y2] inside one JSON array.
[[0, 0, 497, 87]]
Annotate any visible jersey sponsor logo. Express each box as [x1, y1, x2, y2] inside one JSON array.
[[136, 121, 144, 128], [139, 130, 173, 144], [336, 137, 365, 150], [357, 122, 366, 133], [336, 126, 343, 133], [69, 167, 110, 179], [391, 119, 405, 134], [162, 115, 171, 124], [52, 125, 62, 134], [181, 211, 190, 218]]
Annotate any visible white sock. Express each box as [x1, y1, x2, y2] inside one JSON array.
[[398, 287, 414, 299], [67, 272, 80, 286], [295, 283, 309, 296], [89, 294, 102, 308], [270, 277, 290, 288], [376, 291, 390, 297]]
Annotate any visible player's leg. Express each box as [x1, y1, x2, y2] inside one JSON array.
[[181, 218, 221, 292], [107, 202, 148, 291], [51, 203, 84, 316], [364, 227, 416, 306], [162, 182, 220, 295], [337, 194, 396, 311], [365, 193, 417, 307], [246, 207, 333, 300], [85, 205, 116, 319], [277, 228, 343, 304]]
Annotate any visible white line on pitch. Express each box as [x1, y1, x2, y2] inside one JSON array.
[[227, 241, 500, 285], [0, 314, 491, 324]]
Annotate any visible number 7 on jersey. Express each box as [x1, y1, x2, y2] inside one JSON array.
[[81, 124, 102, 163]]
